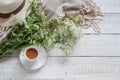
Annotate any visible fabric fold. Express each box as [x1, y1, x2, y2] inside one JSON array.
[[41, 0, 103, 32]]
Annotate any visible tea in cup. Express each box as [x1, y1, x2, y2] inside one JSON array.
[[20, 46, 47, 70]]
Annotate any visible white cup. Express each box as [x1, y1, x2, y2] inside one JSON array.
[[22, 46, 40, 67]]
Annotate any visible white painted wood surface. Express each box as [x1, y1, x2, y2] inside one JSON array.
[[96, 0, 120, 13], [49, 35, 120, 56], [0, 0, 120, 80], [82, 14, 120, 33], [1, 57, 120, 80]]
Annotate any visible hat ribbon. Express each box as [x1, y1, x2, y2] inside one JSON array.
[[0, 0, 26, 18]]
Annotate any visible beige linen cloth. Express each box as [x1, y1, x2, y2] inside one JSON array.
[[0, 0, 103, 43], [41, 0, 103, 32]]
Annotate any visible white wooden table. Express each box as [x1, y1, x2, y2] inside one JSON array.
[[0, 0, 120, 80]]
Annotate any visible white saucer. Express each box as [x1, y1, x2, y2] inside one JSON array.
[[19, 47, 47, 70]]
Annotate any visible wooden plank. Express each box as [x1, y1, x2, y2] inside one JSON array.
[[0, 57, 120, 80], [95, 0, 120, 13], [49, 35, 120, 56], [11, 35, 120, 57], [82, 14, 120, 33]]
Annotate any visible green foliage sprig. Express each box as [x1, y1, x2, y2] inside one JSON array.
[[0, 1, 81, 58]]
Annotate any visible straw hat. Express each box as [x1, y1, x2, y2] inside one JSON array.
[[0, 0, 32, 26], [0, 0, 32, 43]]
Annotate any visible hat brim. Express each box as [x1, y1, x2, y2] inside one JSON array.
[[0, 0, 32, 27]]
